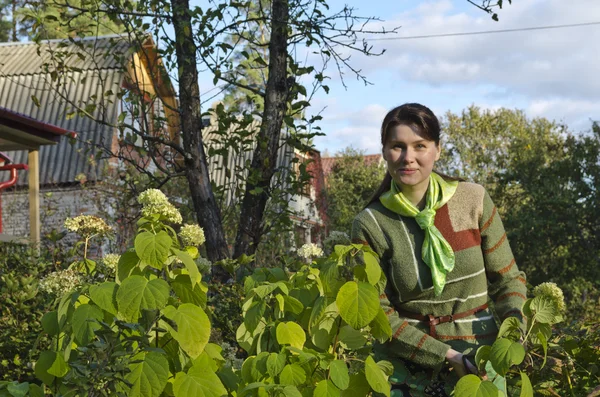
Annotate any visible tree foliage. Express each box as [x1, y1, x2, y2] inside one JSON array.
[[437, 107, 600, 286], [323, 148, 385, 234], [20, 0, 397, 269]]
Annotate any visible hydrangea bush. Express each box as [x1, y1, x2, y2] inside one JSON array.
[[1, 189, 598, 396]]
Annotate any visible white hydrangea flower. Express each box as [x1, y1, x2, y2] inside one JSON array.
[[138, 189, 182, 224], [179, 224, 206, 247], [197, 257, 212, 274], [102, 253, 121, 270], [64, 215, 112, 237], [220, 342, 244, 370], [297, 243, 324, 259], [533, 282, 566, 312], [39, 269, 83, 296], [323, 231, 351, 248]]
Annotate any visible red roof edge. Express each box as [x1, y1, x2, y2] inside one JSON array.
[[0, 106, 78, 140]]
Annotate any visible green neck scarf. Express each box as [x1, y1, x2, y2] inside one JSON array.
[[380, 173, 459, 296]]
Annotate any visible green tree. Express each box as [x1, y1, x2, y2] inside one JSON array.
[[324, 148, 385, 234], [437, 106, 600, 286], [26, 0, 396, 267]]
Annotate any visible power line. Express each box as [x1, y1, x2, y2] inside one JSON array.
[[360, 21, 600, 41]]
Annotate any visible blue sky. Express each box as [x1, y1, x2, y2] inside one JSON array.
[[197, 0, 600, 156]]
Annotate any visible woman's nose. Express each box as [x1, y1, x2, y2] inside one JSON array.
[[401, 148, 415, 163]]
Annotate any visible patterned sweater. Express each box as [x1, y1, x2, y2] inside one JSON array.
[[351, 182, 527, 368]]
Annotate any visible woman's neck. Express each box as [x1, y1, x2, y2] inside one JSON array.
[[400, 181, 429, 210]]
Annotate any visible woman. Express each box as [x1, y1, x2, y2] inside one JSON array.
[[351, 103, 527, 396]]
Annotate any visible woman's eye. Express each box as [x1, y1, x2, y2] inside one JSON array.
[[416, 144, 426, 149]]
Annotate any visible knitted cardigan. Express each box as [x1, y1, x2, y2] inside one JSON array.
[[351, 181, 527, 368]]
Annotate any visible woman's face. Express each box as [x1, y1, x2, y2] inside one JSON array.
[[382, 124, 441, 192]]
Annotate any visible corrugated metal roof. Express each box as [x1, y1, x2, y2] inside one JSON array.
[[202, 121, 296, 206], [0, 37, 127, 185], [0, 35, 132, 76]]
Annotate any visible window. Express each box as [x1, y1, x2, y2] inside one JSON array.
[[293, 152, 312, 197]]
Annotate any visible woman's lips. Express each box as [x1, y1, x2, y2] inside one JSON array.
[[398, 169, 417, 175]]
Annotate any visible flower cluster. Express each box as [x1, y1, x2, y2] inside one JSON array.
[[323, 231, 351, 249], [220, 342, 244, 370], [39, 269, 83, 296], [533, 282, 566, 312], [297, 243, 324, 260], [138, 189, 182, 224], [197, 257, 212, 274], [64, 215, 113, 237], [102, 253, 121, 271], [179, 224, 206, 247]]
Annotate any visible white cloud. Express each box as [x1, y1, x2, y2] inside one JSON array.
[[314, 102, 387, 154], [357, 0, 600, 101], [527, 98, 600, 131]]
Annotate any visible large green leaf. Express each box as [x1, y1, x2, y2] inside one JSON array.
[[475, 345, 491, 373], [537, 331, 548, 368], [314, 379, 340, 397], [163, 304, 211, 359], [364, 356, 389, 397], [336, 281, 379, 329], [34, 351, 56, 386], [529, 296, 556, 324], [7, 382, 29, 397], [519, 372, 533, 397], [309, 296, 328, 329], [89, 282, 118, 315], [490, 338, 526, 376], [454, 375, 499, 397], [41, 311, 59, 336], [311, 302, 339, 351], [266, 353, 286, 377], [279, 364, 307, 386], [340, 372, 371, 397], [126, 352, 169, 397], [116, 276, 170, 322], [362, 251, 381, 286], [117, 251, 140, 283], [72, 304, 103, 345], [173, 365, 227, 397], [337, 325, 366, 350], [172, 275, 207, 307], [497, 317, 522, 340], [28, 384, 44, 397], [244, 301, 266, 333], [47, 353, 69, 377], [283, 295, 304, 314], [173, 248, 201, 286], [254, 284, 278, 298], [329, 360, 349, 390], [369, 307, 392, 343], [276, 322, 306, 350], [135, 230, 172, 269]]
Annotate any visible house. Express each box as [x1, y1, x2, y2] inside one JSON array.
[[0, 35, 325, 249], [0, 107, 76, 244], [200, 109, 326, 247], [0, 34, 180, 244]]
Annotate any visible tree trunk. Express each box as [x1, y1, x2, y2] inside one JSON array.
[[11, 0, 16, 42], [233, 0, 289, 258], [171, 0, 230, 264]]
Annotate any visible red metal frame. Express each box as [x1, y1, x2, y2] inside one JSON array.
[[0, 163, 29, 233]]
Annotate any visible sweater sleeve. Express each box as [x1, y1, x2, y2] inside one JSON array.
[[351, 215, 451, 369], [479, 190, 528, 325]]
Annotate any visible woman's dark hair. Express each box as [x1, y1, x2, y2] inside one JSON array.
[[366, 103, 461, 207]]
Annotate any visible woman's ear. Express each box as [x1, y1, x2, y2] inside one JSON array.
[[435, 143, 441, 161]]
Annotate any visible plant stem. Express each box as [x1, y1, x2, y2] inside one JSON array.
[[523, 315, 537, 344]]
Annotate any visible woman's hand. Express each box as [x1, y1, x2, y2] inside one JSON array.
[[445, 348, 478, 378]]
